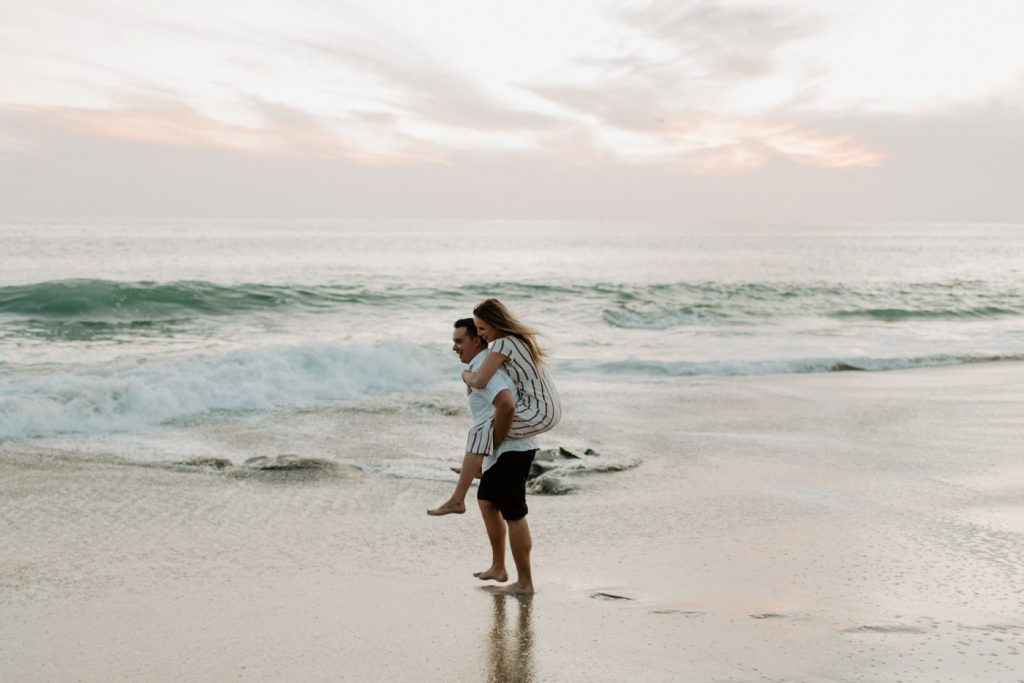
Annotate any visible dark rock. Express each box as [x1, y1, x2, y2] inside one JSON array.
[[533, 448, 560, 462], [526, 475, 575, 495], [181, 457, 232, 470], [528, 460, 559, 479], [243, 454, 337, 471]]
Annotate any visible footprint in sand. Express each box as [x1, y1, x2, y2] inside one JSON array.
[[842, 624, 928, 634], [588, 591, 705, 619], [589, 591, 638, 602], [589, 592, 705, 618], [962, 623, 1024, 632]]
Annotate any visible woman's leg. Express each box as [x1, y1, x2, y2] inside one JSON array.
[[427, 451, 483, 516], [506, 386, 561, 439]]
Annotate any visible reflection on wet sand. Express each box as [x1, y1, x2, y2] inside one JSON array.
[[485, 592, 535, 683]]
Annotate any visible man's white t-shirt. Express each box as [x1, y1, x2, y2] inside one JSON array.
[[466, 349, 538, 472]]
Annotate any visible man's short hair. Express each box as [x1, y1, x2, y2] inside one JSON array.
[[454, 317, 479, 337]]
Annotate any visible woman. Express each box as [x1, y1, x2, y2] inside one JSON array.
[[462, 298, 561, 448]]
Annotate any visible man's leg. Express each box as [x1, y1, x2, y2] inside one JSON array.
[[427, 452, 483, 516], [494, 517, 533, 593], [490, 450, 536, 594], [474, 499, 508, 582]]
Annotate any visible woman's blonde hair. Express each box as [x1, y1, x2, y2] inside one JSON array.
[[473, 298, 547, 364]]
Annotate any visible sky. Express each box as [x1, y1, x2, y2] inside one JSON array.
[[2, 0, 1023, 222]]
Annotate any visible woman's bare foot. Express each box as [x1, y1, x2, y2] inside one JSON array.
[[427, 499, 466, 516], [473, 567, 508, 582], [450, 466, 481, 478], [486, 582, 534, 595]]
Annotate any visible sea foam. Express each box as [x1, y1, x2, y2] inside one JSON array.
[[0, 342, 452, 440], [560, 353, 1024, 377]]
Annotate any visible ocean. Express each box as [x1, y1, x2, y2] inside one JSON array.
[[5, 219, 1024, 681], [2, 219, 1022, 461]]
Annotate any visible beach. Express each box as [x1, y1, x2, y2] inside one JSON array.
[[4, 360, 1022, 682], [5, 0, 1024, 676]]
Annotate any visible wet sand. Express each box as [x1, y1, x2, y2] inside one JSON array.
[[2, 362, 1023, 682]]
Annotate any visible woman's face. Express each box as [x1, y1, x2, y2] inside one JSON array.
[[473, 317, 501, 343]]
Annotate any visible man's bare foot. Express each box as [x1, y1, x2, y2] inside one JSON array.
[[449, 466, 481, 479], [473, 567, 508, 582], [486, 582, 534, 595], [427, 499, 466, 516]]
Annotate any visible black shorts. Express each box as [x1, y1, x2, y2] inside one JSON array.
[[476, 449, 536, 521]]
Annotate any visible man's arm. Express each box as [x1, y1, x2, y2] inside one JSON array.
[[491, 389, 514, 451]]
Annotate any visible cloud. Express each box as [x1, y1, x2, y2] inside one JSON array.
[[528, 0, 844, 131], [617, 0, 821, 79], [0, 0, 885, 173], [3, 8, 569, 159], [515, 2, 880, 172], [3, 100, 1018, 222], [527, 83, 664, 132], [569, 0, 822, 106], [1, 100, 443, 164], [292, 39, 562, 133], [665, 116, 885, 171], [523, 83, 884, 172], [3, 0, 1022, 221], [626, 0, 819, 72]]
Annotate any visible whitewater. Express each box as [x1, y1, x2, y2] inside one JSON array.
[[2, 219, 1023, 444]]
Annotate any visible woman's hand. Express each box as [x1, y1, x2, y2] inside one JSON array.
[[463, 352, 507, 389]]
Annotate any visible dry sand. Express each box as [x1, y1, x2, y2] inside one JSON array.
[[2, 362, 1023, 682]]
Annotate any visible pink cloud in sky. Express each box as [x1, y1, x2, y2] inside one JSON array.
[[18, 102, 444, 165], [587, 115, 886, 174], [10, 99, 884, 177]]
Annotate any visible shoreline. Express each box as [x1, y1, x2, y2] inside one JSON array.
[[3, 360, 1023, 681]]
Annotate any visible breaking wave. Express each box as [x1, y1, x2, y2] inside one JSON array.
[[0, 342, 452, 440], [0, 279, 401, 319], [5, 279, 1020, 327]]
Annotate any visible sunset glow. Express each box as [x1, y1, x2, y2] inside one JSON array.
[[2, 0, 1023, 218]]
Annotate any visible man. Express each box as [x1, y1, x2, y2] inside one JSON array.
[[427, 318, 538, 594]]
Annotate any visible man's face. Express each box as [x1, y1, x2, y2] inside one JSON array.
[[452, 326, 486, 363]]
